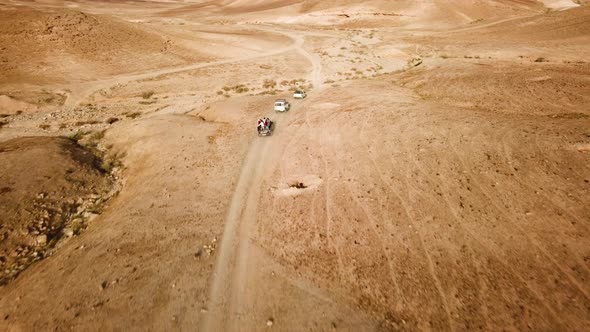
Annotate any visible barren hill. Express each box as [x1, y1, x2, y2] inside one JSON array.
[[0, 8, 198, 85]]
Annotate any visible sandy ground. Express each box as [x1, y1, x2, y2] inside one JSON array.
[[0, 0, 589, 331]]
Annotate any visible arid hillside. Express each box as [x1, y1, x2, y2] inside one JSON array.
[[0, 8, 199, 85]]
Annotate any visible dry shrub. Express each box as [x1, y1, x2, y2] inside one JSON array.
[[262, 79, 277, 89]]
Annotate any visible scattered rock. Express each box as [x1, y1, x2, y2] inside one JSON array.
[[62, 228, 74, 237], [35, 235, 47, 246], [408, 57, 423, 67], [85, 212, 99, 221]]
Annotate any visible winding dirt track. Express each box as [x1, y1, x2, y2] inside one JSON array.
[[201, 29, 324, 331], [63, 25, 323, 111]]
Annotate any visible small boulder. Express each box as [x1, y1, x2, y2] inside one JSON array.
[[35, 235, 47, 246], [62, 228, 74, 237]]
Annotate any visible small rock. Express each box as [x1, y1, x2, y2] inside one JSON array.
[[62, 228, 74, 237], [35, 235, 47, 246], [267, 318, 274, 327], [100, 281, 108, 290]]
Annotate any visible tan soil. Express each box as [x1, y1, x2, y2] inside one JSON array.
[[0, 0, 589, 331]]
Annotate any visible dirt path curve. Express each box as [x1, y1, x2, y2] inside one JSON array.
[[63, 26, 305, 111], [262, 26, 324, 90]]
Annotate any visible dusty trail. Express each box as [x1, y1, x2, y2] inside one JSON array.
[[63, 25, 310, 111], [201, 29, 324, 331], [200, 134, 274, 331]]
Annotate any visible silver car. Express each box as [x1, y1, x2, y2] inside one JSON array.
[[274, 99, 291, 112], [293, 90, 307, 99]]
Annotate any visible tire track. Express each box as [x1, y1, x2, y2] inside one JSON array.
[[200, 28, 325, 331], [396, 117, 563, 329], [444, 126, 590, 301], [199, 137, 273, 332]]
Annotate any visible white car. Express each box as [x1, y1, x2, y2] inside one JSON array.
[[293, 90, 307, 99], [274, 99, 291, 112]]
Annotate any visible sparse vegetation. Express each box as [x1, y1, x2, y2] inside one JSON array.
[[234, 85, 249, 93], [87, 130, 106, 148], [262, 79, 277, 89], [67, 130, 90, 142], [100, 150, 126, 173], [126, 112, 142, 119], [221, 84, 250, 94], [75, 120, 100, 126], [141, 91, 155, 99], [89, 130, 105, 141]]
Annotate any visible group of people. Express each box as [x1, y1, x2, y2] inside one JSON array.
[[257, 117, 271, 131]]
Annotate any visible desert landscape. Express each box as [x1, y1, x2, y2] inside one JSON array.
[[0, 0, 589, 330]]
